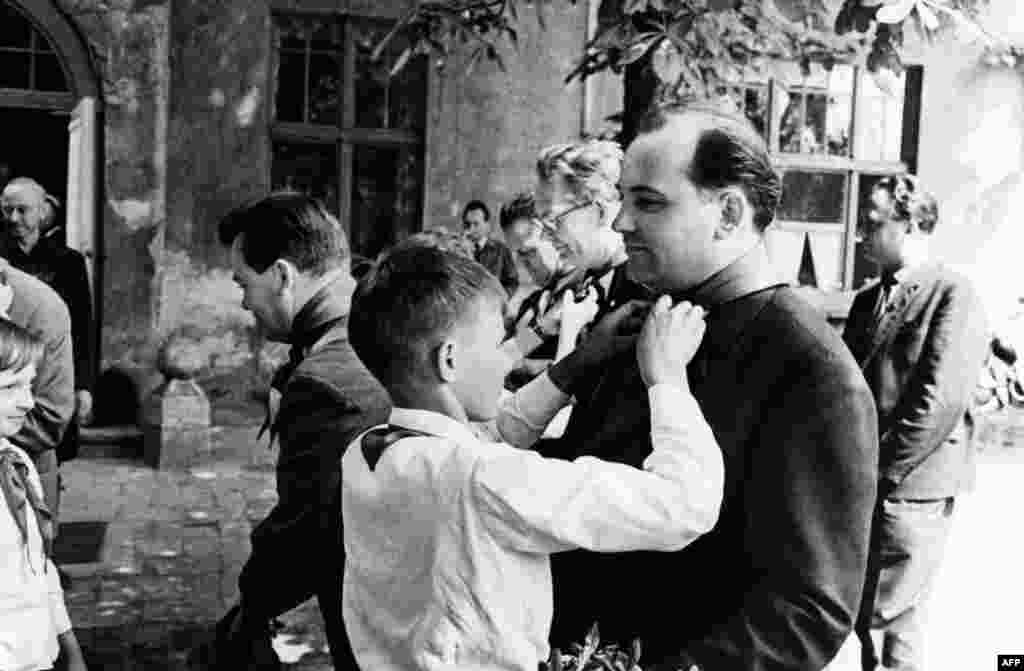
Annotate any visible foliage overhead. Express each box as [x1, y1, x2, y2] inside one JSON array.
[[376, 0, 1000, 97]]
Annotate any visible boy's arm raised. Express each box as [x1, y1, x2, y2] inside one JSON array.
[[477, 299, 723, 554]]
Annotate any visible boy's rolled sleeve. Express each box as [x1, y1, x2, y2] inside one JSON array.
[[496, 372, 571, 449]]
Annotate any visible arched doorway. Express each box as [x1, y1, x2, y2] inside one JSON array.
[[1, 0, 100, 257], [0, 0, 101, 351]]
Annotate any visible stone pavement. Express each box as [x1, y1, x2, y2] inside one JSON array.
[[58, 422, 334, 670]]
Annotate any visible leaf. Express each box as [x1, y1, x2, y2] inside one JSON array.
[[389, 46, 412, 78], [624, 0, 650, 15], [619, 34, 659, 65], [861, 0, 886, 6], [916, 1, 940, 30], [876, 0, 917, 23], [577, 623, 601, 671]]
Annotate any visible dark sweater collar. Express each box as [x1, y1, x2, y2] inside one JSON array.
[[675, 243, 785, 311]]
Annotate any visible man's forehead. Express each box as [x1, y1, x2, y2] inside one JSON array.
[[2, 182, 44, 202], [623, 116, 704, 187]]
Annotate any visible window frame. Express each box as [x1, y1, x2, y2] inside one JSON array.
[[267, 9, 426, 249], [743, 63, 923, 291]]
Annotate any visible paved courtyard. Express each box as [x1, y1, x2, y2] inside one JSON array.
[[56, 408, 1024, 670], [60, 423, 333, 670]]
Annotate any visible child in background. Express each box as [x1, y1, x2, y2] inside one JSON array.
[[0, 317, 87, 671], [343, 242, 723, 671]]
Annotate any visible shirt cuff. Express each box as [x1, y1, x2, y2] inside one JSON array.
[[648, 383, 699, 430]]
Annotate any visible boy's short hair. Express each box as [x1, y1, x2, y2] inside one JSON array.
[[218, 191, 348, 276], [499, 192, 537, 231], [350, 240, 506, 387]]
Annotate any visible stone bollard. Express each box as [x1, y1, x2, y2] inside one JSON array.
[[142, 336, 211, 469]]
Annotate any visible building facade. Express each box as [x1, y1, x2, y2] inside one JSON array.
[[1, 0, 1021, 416]]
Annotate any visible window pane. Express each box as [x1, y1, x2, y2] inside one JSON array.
[[720, 85, 769, 142], [34, 53, 68, 92], [855, 69, 906, 162], [350, 144, 423, 258], [275, 51, 306, 122], [0, 4, 32, 49], [308, 52, 341, 125], [389, 52, 427, 133], [271, 141, 339, 215], [778, 171, 847, 223], [766, 227, 845, 291], [353, 23, 389, 129], [775, 64, 854, 156], [0, 51, 30, 88], [275, 15, 312, 50], [310, 20, 343, 52]]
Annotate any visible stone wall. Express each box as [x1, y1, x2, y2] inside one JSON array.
[[425, 4, 591, 230], [48, 0, 600, 417]]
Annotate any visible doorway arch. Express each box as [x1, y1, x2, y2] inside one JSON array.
[[2, 0, 102, 378]]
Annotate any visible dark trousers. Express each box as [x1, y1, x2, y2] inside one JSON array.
[[318, 583, 360, 671], [856, 497, 955, 671]]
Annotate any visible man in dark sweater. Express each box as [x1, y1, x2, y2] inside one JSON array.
[[540, 102, 880, 671], [214, 193, 391, 670]]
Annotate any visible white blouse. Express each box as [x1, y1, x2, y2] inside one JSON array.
[[0, 442, 71, 671]]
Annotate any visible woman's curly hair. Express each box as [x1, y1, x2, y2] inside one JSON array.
[[535, 139, 624, 206], [873, 175, 939, 233]]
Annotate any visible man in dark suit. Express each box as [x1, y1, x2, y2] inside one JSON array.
[[843, 175, 989, 671], [463, 199, 519, 296], [213, 193, 391, 670], [539, 102, 879, 671]]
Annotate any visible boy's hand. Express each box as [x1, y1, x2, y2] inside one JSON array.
[[548, 300, 650, 394], [637, 296, 706, 389]]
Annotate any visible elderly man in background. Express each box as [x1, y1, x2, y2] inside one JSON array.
[[1, 178, 94, 463]]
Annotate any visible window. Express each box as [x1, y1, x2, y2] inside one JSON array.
[[270, 14, 427, 259], [722, 62, 922, 292], [0, 2, 68, 93]]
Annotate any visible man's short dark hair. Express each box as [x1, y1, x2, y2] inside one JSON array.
[[462, 199, 491, 222], [872, 174, 938, 234], [349, 239, 506, 387], [499, 193, 537, 231], [636, 101, 782, 232], [218, 192, 348, 275]]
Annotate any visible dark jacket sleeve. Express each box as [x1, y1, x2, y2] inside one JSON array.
[[686, 358, 879, 671], [879, 279, 989, 492], [10, 298, 74, 459], [56, 250, 94, 391], [237, 373, 387, 619], [498, 243, 519, 296]]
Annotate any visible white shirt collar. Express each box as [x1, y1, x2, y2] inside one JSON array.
[[388, 407, 481, 448]]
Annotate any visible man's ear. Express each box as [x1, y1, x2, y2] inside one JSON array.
[[434, 339, 459, 384], [271, 259, 298, 294], [713, 189, 747, 240]]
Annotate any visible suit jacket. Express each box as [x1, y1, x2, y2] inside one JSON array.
[[842, 262, 989, 499], [476, 238, 519, 296], [548, 245, 879, 671], [238, 273, 391, 621], [1, 229, 94, 391], [1, 259, 74, 468]]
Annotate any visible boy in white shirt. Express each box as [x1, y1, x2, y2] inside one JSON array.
[[0, 317, 86, 671], [343, 242, 723, 671]]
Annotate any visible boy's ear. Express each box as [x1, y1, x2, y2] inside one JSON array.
[[435, 339, 459, 383]]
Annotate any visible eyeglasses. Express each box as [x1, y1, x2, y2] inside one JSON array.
[[535, 201, 595, 234]]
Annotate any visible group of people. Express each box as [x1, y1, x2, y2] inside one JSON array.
[[202, 99, 989, 671], [0, 176, 93, 669], [0, 98, 987, 671]]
